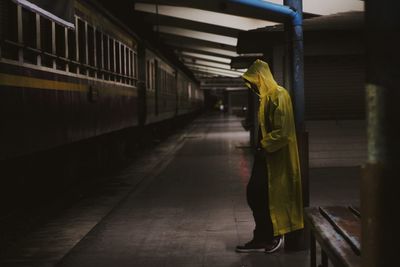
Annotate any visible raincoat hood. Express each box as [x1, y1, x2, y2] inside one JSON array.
[[242, 59, 278, 98]]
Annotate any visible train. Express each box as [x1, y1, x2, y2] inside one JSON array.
[[0, 0, 204, 214], [0, 0, 204, 162]]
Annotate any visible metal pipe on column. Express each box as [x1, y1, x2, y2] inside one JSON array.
[[231, 0, 305, 129], [283, 0, 308, 251], [283, 0, 305, 132]]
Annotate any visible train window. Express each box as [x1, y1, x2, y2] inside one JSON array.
[[40, 17, 53, 68], [55, 24, 65, 57], [125, 47, 129, 82], [133, 52, 138, 80], [146, 60, 150, 89], [163, 70, 166, 92], [169, 75, 173, 94], [109, 38, 115, 80], [158, 69, 162, 91], [103, 34, 108, 70], [121, 44, 125, 82], [22, 7, 37, 64], [55, 23, 66, 70], [77, 18, 86, 64], [128, 49, 132, 81], [150, 62, 154, 90], [67, 27, 77, 73], [126, 48, 130, 83], [87, 25, 94, 66], [95, 29, 102, 70], [103, 35, 109, 80], [168, 75, 173, 94], [115, 42, 120, 78], [166, 74, 170, 93], [160, 70, 163, 91], [126, 47, 130, 78], [166, 74, 169, 93], [1, 0, 18, 60], [151, 61, 155, 90], [160, 69, 163, 91], [165, 72, 168, 92], [129, 50, 134, 81], [123, 46, 127, 80], [87, 24, 95, 77], [152, 62, 156, 90]]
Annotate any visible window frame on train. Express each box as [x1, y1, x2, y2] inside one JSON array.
[[0, 1, 138, 87]]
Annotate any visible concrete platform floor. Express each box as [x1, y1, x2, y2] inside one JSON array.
[[0, 113, 361, 267]]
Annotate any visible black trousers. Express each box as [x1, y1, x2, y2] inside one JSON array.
[[246, 149, 274, 243]]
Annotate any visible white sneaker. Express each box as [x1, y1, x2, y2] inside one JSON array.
[[265, 236, 283, 253]]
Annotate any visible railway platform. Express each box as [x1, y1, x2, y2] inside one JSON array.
[[0, 113, 360, 267]]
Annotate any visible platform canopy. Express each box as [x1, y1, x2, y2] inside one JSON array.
[[109, 0, 364, 88], [130, 0, 363, 80]]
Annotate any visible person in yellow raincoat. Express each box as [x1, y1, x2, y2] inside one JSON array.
[[236, 59, 304, 253]]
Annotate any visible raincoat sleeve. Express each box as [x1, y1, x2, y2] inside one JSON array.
[[260, 94, 291, 153]]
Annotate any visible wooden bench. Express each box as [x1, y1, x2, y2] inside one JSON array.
[[305, 206, 361, 267]]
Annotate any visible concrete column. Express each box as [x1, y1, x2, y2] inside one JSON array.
[[362, 1, 400, 266]]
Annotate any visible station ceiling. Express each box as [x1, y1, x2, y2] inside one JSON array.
[[129, 0, 363, 87]]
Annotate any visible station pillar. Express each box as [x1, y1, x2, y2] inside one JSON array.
[[283, 0, 309, 251], [362, 1, 400, 266]]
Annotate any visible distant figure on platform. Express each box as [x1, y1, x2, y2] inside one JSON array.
[[236, 60, 304, 253]]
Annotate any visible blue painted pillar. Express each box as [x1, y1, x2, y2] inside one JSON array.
[[283, 0, 308, 252], [284, 0, 305, 132]]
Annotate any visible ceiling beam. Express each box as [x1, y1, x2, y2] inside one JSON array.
[[181, 58, 234, 71], [134, 0, 295, 22], [189, 69, 238, 78], [190, 69, 229, 78], [201, 81, 245, 86], [134, 0, 356, 19], [156, 26, 238, 46], [187, 65, 239, 76], [165, 41, 239, 58], [179, 55, 231, 66], [134, 3, 278, 30], [201, 77, 243, 83], [185, 63, 243, 76], [177, 51, 231, 64], [138, 11, 240, 37], [159, 32, 237, 52], [185, 62, 243, 74]]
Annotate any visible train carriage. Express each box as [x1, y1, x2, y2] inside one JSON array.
[[0, 0, 203, 162], [144, 49, 178, 124], [0, 0, 140, 160]]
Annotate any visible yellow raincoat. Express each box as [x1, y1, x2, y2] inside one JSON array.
[[242, 59, 304, 236]]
